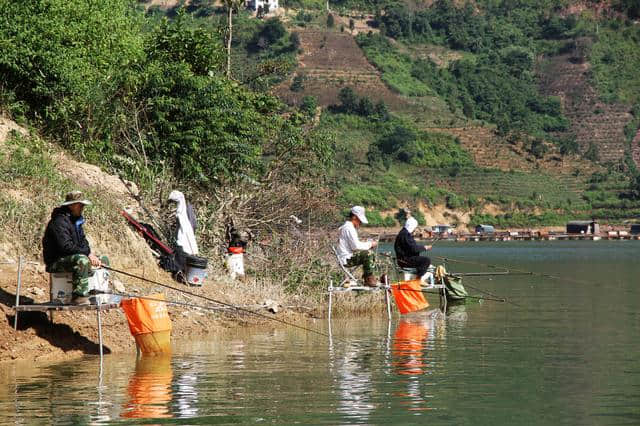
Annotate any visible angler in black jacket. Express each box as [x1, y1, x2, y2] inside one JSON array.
[[394, 217, 432, 281], [42, 191, 107, 304]]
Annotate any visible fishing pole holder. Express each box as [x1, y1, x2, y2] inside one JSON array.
[[13, 257, 117, 364], [328, 246, 392, 322]]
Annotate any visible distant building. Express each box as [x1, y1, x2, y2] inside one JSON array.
[[475, 224, 495, 234], [566, 220, 599, 234], [432, 224, 453, 234], [630, 224, 640, 235], [246, 0, 278, 12]]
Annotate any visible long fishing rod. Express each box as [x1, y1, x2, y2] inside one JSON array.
[[118, 175, 173, 243], [103, 265, 332, 339], [400, 287, 506, 303], [454, 282, 523, 307], [435, 255, 594, 286], [450, 271, 533, 277], [98, 291, 233, 312]]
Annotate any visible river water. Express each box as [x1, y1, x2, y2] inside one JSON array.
[[1, 241, 639, 424]]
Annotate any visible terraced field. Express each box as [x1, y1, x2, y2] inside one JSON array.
[[275, 30, 407, 108], [537, 53, 633, 164], [429, 169, 587, 207], [422, 126, 599, 176]]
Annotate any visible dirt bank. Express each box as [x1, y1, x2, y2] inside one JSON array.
[[0, 260, 325, 365]]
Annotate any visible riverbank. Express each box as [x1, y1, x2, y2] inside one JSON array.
[[0, 252, 394, 365], [0, 260, 318, 364]]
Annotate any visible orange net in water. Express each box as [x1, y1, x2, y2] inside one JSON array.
[[391, 280, 429, 314]]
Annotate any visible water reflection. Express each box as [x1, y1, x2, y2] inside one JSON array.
[[122, 355, 173, 419], [389, 306, 468, 413], [334, 340, 376, 421]]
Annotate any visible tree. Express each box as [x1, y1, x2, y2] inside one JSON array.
[[223, 0, 245, 78], [338, 87, 358, 113], [300, 95, 318, 118], [290, 74, 305, 92], [349, 18, 355, 34], [357, 96, 374, 116]]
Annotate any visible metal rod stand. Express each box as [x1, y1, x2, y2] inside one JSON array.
[[384, 276, 391, 320], [328, 280, 333, 323], [96, 299, 104, 364], [14, 256, 23, 330]]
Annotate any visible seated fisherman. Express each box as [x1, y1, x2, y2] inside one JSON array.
[[42, 191, 109, 305], [336, 206, 380, 287], [394, 217, 432, 283]]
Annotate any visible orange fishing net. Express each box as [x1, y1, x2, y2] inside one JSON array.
[[391, 280, 429, 314]]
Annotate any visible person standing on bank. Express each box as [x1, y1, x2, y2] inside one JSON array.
[[336, 206, 380, 287], [42, 191, 109, 305], [394, 216, 432, 283]]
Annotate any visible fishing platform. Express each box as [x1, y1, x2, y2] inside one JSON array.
[[12, 257, 120, 361]]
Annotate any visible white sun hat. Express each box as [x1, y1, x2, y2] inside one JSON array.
[[351, 205, 368, 224]]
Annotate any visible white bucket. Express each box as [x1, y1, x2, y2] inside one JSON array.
[[402, 271, 418, 281], [226, 253, 245, 279], [49, 268, 111, 304], [89, 268, 111, 304], [50, 272, 73, 304]]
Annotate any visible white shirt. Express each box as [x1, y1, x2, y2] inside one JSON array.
[[337, 221, 372, 264]]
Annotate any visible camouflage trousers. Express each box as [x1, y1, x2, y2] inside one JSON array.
[[49, 255, 110, 297], [345, 250, 376, 278]]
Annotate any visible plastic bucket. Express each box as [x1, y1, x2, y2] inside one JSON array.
[[88, 268, 111, 304], [226, 253, 245, 280], [50, 272, 73, 304], [185, 255, 208, 286]]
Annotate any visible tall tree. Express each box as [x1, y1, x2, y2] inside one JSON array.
[[223, 0, 245, 78]]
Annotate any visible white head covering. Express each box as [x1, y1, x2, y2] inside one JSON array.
[[169, 190, 199, 255], [404, 217, 418, 234], [351, 206, 368, 224]]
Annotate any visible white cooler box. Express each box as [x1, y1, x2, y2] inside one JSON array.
[[50, 268, 111, 304]]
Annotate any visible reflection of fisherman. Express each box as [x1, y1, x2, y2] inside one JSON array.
[[336, 206, 380, 287], [394, 217, 432, 284], [42, 191, 109, 305]]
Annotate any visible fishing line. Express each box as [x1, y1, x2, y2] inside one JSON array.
[[103, 265, 332, 340]]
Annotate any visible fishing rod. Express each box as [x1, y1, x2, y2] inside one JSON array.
[[118, 175, 173, 243], [398, 287, 506, 303], [97, 291, 233, 312], [435, 255, 595, 286], [103, 265, 332, 340], [456, 282, 523, 307], [450, 271, 533, 277]]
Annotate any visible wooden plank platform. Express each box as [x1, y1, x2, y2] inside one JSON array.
[[15, 303, 120, 312]]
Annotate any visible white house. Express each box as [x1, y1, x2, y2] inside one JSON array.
[[246, 0, 279, 13]]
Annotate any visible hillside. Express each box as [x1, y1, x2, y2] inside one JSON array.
[[275, 30, 407, 108], [537, 52, 633, 164], [272, 1, 640, 227]]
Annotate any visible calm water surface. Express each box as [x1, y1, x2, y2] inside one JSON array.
[[1, 241, 639, 424]]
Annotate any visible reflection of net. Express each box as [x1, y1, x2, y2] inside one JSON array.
[[122, 356, 173, 419], [392, 320, 429, 376]]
